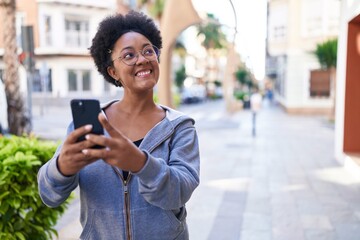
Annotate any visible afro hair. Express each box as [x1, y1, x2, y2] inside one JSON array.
[[89, 11, 162, 87]]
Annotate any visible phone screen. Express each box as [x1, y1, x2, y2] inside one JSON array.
[[70, 99, 104, 148]]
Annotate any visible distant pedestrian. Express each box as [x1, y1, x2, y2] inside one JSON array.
[[37, 11, 200, 240], [250, 88, 262, 137]]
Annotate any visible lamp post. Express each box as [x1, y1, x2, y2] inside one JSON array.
[[223, 0, 241, 113]]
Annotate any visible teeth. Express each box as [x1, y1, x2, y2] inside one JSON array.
[[136, 70, 151, 77]]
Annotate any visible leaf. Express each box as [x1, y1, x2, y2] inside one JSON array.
[[15, 232, 26, 240], [0, 191, 10, 200]]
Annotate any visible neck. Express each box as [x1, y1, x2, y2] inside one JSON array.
[[118, 90, 158, 115]]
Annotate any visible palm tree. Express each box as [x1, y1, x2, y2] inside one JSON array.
[[196, 14, 227, 94], [197, 13, 227, 50], [0, 0, 28, 135]]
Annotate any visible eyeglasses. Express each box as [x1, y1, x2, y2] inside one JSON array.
[[112, 45, 160, 66]]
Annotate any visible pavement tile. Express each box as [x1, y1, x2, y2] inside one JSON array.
[[300, 215, 333, 230], [240, 230, 272, 240], [334, 223, 360, 240], [241, 212, 272, 231], [304, 229, 336, 240]]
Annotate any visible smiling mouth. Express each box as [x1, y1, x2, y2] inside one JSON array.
[[135, 70, 151, 77]]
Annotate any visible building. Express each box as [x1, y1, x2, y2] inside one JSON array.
[[0, 0, 120, 105], [334, 0, 360, 169], [266, 0, 340, 114]]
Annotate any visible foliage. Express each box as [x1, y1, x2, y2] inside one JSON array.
[[0, 135, 70, 240], [234, 66, 256, 89], [148, 0, 165, 19], [153, 92, 181, 108], [233, 90, 249, 101], [139, 0, 165, 20], [234, 67, 249, 85], [214, 80, 222, 87], [313, 38, 338, 70], [174, 40, 187, 59], [175, 65, 186, 90], [196, 13, 227, 50]]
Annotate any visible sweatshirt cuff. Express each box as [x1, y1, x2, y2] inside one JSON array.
[[47, 156, 77, 184], [132, 150, 165, 185]]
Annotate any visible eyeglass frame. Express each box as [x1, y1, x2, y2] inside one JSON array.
[[111, 45, 160, 66]]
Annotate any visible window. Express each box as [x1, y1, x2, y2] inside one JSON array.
[[68, 70, 91, 92], [269, 4, 288, 41], [65, 17, 89, 48], [16, 13, 25, 49], [44, 15, 52, 46], [302, 0, 323, 37], [32, 69, 53, 92]]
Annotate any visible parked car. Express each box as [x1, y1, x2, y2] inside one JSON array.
[[0, 78, 8, 134], [181, 84, 207, 104]]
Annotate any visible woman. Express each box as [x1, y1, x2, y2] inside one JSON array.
[[38, 11, 200, 240]]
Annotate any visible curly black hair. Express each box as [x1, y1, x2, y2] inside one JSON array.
[[89, 11, 162, 87]]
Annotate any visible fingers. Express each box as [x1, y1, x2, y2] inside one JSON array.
[[82, 147, 111, 160], [65, 124, 93, 145], [98, 113, 122, 138]]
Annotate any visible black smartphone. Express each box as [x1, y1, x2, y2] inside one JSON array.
[[70, 99, 104, 149]]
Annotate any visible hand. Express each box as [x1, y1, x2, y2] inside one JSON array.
[[81, 113, 146, 172], [57, 125, 99, 176]]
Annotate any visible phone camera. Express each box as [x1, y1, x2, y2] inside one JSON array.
[[78, 101, 83, 106]]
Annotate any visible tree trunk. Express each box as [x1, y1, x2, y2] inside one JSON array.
[[1, 0, 28, 135]]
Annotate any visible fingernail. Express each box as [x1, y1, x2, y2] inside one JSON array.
[[85, 124, 93, 130], [85, 134, 90, 140], [82, 149, 88, 155]]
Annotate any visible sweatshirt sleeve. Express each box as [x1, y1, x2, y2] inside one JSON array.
[[37, 123, 79, 208], [133, 119, 200, 210]]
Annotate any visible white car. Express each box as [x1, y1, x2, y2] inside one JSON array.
[[0, 78, 8, 133]]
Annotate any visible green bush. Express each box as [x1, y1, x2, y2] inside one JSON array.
[[0, 135, 70, 240], [233, 91, 249, 101]]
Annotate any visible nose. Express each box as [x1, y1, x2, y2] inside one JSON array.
[[135, 51, 149, 65]]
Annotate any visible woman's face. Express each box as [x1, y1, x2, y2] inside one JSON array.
[[108, 32, 160, 93]]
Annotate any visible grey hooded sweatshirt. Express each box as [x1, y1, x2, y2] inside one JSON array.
[[37, 104, 200, 240]]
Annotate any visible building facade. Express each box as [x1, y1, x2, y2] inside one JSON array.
[[266, 0, 340, 114], [0, 0, 121, 104]]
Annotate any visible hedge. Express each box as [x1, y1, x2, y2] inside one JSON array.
[[0, 135, 71, 240]]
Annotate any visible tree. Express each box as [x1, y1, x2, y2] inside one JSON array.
[[0, 0, 28, 135], [174, 64, 186, 90], [196, 13, 227, 96], [196, 13, 227, 50]]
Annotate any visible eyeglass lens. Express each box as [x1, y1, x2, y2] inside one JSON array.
[[119, 45, 159, 66]]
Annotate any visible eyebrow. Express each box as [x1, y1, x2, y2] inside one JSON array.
[[119, 43, 152, 52]]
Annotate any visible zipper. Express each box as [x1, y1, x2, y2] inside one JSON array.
[[113, 168, 132, 240], [124, 176, 132, 240]]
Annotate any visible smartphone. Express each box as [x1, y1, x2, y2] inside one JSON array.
[[70, 99, 104, 148]]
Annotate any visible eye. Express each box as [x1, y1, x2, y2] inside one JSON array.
[[143, 47, 155, 56], [121, 51, 135, 60]]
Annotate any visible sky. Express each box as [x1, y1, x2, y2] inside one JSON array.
[[192, 0, 268, 80]]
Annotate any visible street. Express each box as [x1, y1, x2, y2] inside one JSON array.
[[33, 99, 360, 240]]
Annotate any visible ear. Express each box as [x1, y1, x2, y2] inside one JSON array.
[[107, 66, 118, 80]]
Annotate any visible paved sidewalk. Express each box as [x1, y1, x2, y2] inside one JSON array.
[[33, 100, 360, 240]]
